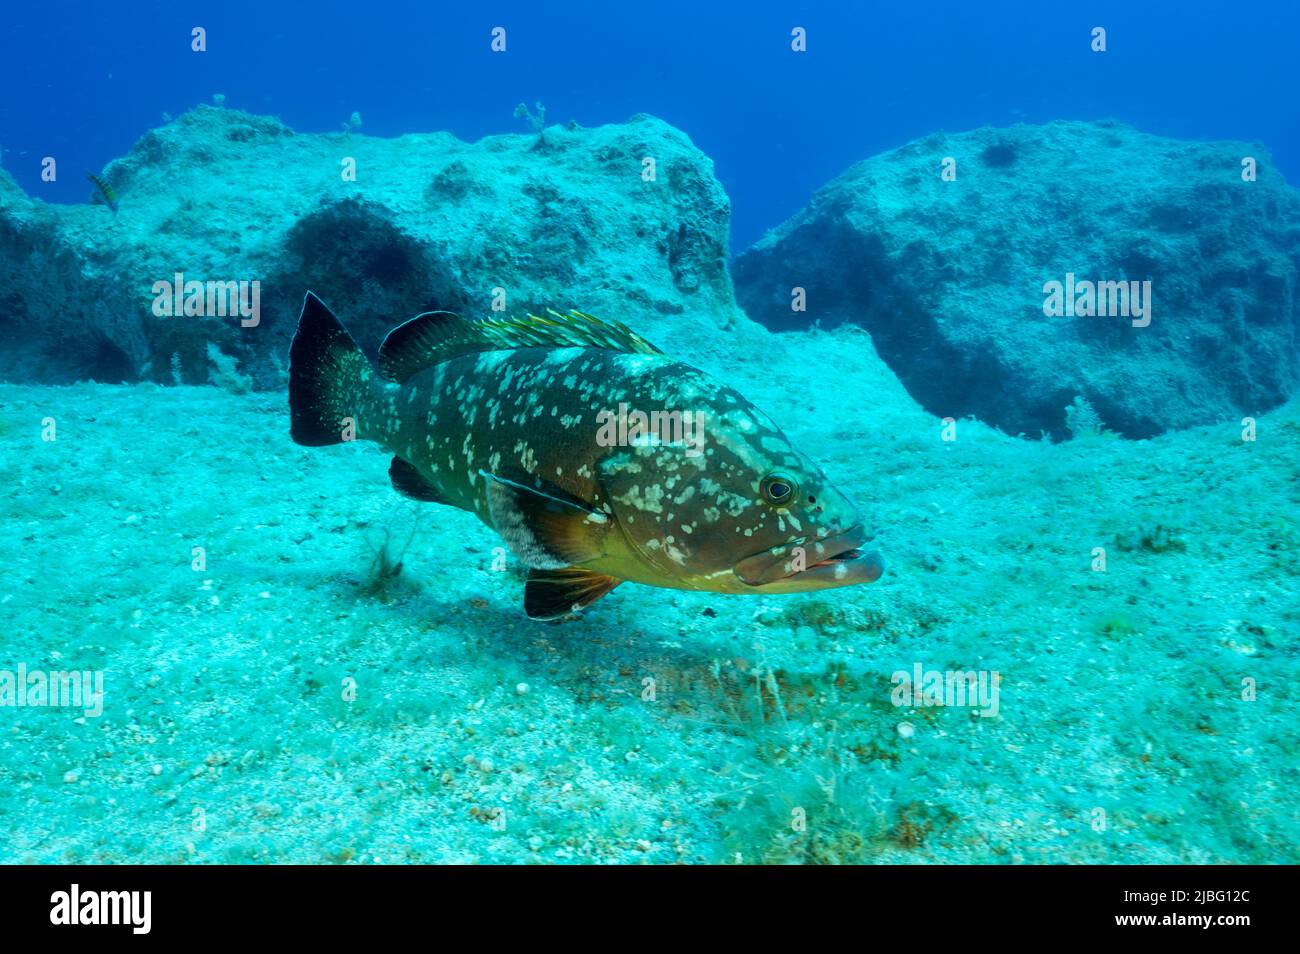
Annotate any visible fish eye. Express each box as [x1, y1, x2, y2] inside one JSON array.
[[760, 473, 797, 506]]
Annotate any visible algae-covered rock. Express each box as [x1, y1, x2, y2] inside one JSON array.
[[0, 106, 741, 387], [733, 120, 1300, 438]]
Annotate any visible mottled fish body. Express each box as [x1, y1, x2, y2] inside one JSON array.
[[289, 293, 884, 618]]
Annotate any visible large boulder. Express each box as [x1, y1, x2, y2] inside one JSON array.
[[0, 106, 741, 387], [734, 120, 1300, 438]]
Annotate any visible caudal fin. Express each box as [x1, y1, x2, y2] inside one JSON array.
[[289, 292, 378, 446]]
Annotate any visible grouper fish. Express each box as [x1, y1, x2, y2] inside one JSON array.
[[288, 292, 884, 619]]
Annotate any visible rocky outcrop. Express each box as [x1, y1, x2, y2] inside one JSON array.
[[0, 106, 741, 387], [733, 120, 1300, 438]]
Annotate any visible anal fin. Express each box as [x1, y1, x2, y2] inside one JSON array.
[[525, 567, 621, 620], [389, 457, 448, 504]]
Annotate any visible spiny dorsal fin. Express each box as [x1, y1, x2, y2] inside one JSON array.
[[377, 308, 663, 383], [480, 310, 663, 356]]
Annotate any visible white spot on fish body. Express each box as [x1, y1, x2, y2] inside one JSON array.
[[616, 353, 659, 375], [546, 347, 584, 366], [476, 350, 511, 372], [611, 481, 666, 515], [665, 541, 689, 565]]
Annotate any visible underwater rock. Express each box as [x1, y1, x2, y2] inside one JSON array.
[[0, 105, 740, 388], [733, 120, 1300, 439]]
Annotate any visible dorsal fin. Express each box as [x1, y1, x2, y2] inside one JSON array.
[[480, 310, 664, 356], [378, 311, 486, 383], [377, 308, 663, 383]]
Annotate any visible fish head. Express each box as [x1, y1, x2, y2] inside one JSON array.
[[598, 387, 885, 594]]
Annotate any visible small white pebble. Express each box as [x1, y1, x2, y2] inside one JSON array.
[[478, 758, 494, 773], [515, 682, 528, 695], [63, 770, 80, 784], [151, 764, 163, 776], [897, 722, 915, 739]]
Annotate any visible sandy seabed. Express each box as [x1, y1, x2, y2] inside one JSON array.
[[1, 360, 1296, 864]]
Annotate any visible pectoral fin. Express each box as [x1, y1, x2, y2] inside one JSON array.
[[524, 567, 621, 620], [480, 470, 611, 568]]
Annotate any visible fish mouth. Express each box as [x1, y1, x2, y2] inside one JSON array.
[[733, 526, 885, 592]]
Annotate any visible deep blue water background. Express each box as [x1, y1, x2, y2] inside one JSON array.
[[3, 0, 1297, 251]]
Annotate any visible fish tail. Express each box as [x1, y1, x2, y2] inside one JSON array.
[[289, 292, 382, 446]]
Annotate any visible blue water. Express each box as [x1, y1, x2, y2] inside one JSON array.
[[2, 0, 1297, 869], [4, 0, 1297, 250]]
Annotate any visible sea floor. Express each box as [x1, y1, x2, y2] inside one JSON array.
[[1, 348, 1296, 863]]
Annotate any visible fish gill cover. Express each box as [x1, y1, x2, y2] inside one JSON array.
[[0, 0, 1296, 893]]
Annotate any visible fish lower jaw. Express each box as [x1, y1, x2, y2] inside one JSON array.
[[808, 547, 863, 568], [745, 547, 885, 593], [731, 521, 885, 592]]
